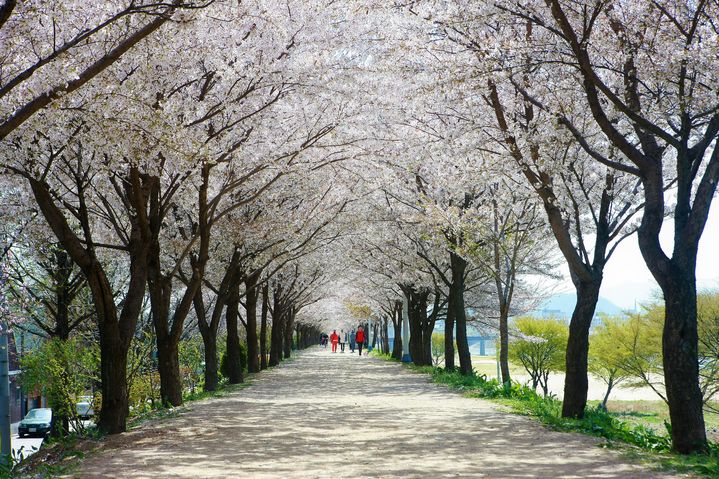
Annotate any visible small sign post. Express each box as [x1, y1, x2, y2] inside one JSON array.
[[0, 333, 11, 464]]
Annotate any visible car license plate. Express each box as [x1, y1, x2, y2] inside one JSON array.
[[29, 428, 36, 432]]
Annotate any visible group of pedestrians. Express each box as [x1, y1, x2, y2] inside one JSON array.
[[320, 326, 366, 356]]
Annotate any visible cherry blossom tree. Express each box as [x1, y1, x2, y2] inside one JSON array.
[[481, 0, 719, 453], [0, 0, 210, 140], [398, 0, 650, 423]]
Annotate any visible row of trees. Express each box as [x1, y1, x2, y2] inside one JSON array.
[[335, 0, 718, 455], [0, 0, 353, 436], [9, 244, 327, 437]]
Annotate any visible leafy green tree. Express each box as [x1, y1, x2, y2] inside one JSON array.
[[431, 333, 445, 367], [620, 293, 719, 408], [588, 316, 634, 409], [178, 336, 205, 394], [603, 298, 719, 408], [20, 338, 99, 437], [508, 317, 567, 396], [698, 290, 719, 409], [614, 310, 668, 403], [126, 330, 161, 413]]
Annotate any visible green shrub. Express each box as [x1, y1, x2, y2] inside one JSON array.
[[430, 333, 445, 367], [20, 338, 99, 437], [220, 343, 248, 379], [178, 336, 204, 393]]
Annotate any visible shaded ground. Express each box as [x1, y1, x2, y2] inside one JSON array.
[[75, 348, 685, 478]]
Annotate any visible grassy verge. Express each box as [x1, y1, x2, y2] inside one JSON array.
[[403, 363, 719, 477], [463, 355, 719, 442], [598, 400, 719, 442]]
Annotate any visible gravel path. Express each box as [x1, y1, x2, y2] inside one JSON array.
[[76, 348, 683, 478]]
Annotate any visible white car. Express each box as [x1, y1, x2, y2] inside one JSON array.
[[75, 396, 94, 420]]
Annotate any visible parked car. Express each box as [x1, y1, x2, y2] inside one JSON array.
[[76, 396, 94, 420], [18, 408, 53, 438]]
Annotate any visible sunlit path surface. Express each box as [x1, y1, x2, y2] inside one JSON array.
[[76, 349, 680, 478]]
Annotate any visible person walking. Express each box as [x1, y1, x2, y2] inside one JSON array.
[[356, 326, 366, 356], [330, 330, 340, 353], [349, 329, 356, 353]]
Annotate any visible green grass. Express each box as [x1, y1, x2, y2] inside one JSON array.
[[471, 356, 719, 443], [401, 363, 719, 478], [370, 351, 396, 361], [598, 400, 719, 442]]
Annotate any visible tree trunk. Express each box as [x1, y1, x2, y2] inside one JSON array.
[[404, 286, 431, 366], [499, 306, 510, 387], [156, 333, 182, 405], [260, 283, 269, 370], [541, 372, 550, 397], [637, 168, 707, 452], [202, 330, 219, 392], [283, 307, 294, 359], [245, 273, 260, 373], [97, 314, 130, 433], [444, 288, 455, 371], [391, 302, 403, 360], [194, 289, 221, 393], [562, 279, 602, 418], [269, 286, 284, 367], [406, 288, 422, 365], [450, 252, 472, 375], [53, 248, 73, 341], [51, 343, 71, 438], [600, 376, 615, 411], [225, 283, 243, 384], [148, 275, 183, 407], [382, 317, 390, 354], [661, 267, 707, 453], [147, 172, 207, 408], [422, 293, 441, 365]]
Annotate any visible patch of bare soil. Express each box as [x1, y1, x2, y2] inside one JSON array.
[[65, 349, 688, 478]]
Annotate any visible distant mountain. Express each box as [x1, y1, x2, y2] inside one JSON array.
[[533, 293, 624, 318]]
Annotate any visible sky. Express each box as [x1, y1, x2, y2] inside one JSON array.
[[556, 202, 719, 311]]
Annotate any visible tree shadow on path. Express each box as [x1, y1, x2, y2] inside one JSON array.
[[76, 349, 684, 478]]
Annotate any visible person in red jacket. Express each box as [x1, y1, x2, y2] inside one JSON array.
[[330, 330, 340, 353], [355, 326, 366, 356]]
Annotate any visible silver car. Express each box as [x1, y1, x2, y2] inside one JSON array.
[[75, 396, 94, 420]]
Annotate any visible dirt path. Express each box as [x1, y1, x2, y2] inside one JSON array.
[[76, 348, 684, 478]]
